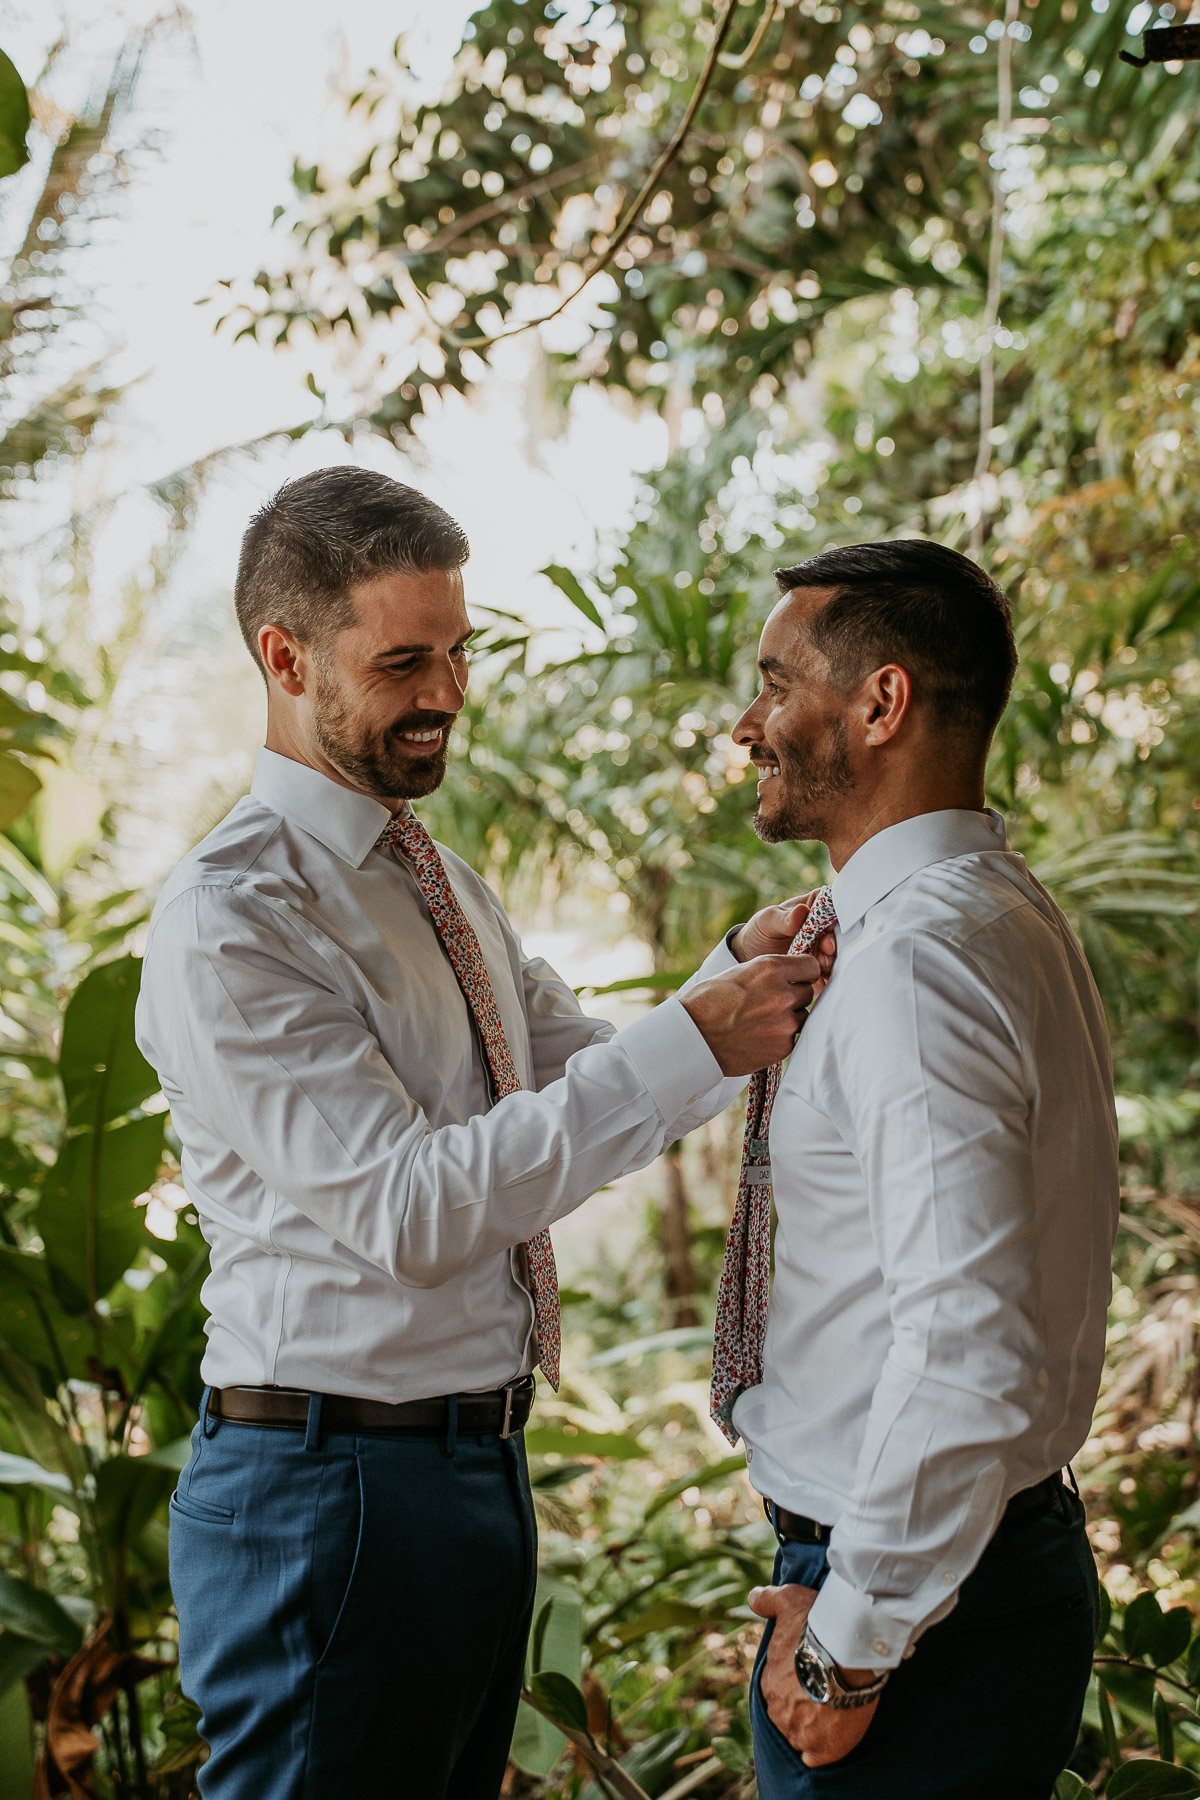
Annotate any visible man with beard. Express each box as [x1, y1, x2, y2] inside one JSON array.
[[135, 466, 831, 1800], [714, 539, 1118, 1798]]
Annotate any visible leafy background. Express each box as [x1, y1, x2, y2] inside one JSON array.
[[5, 1, 1200, 1794]]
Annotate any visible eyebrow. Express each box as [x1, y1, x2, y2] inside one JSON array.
[[757, 654, 790, 678], [372, 629, 477, 661]]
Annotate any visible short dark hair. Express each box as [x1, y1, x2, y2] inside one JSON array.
[[234, 467, 469, 677], [774, 538, 1017, 745]]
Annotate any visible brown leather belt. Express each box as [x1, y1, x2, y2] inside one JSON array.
[[206, 1375, 536, 1439], [769, 1472, 1064, 1548]]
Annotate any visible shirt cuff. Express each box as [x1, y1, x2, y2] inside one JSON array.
[[615, 996, 725, 1125], [805, 1571, 913, 1673]]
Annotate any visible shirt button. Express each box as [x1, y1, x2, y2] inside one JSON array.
[[745, 1447, 754, 1463], [942, 1571, 955, 1587], [872, 1638, 889, 1658]]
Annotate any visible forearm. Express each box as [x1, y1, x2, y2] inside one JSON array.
[[807, 1351, 1037, 1669]]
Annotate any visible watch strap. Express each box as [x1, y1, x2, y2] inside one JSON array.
[[795, 1625, 890, 1710]]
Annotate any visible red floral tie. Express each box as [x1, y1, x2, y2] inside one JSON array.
[[710, 888, 838, 1443], [378, 812, 561, 1389]]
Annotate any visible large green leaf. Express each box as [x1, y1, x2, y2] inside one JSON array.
[[0, 754, 39, 831], [94, 1454, 175, 1554], [38, 1114, 163, 1311], [526, 1670, 589, 1735], [511, 1581, 584, 1777], [0, 1453, 72, 1497], [542, 565, 605, 633], [1123, 1592, 1192, 1667], [1106, 1763, 1200, 1799], [0, 1662, 37, 1800], [0, 50, 29, 181], [0, 1575, 81, 1657], [0, 1247, 94, 1381], [524, 1426, 644, 1461], [57, 956, 160, 1131], [1054, 1777, 1091, 1800]]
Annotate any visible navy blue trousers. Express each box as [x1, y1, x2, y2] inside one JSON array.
[[169, 1399, 537, 1800], [750, 1482, 1098, 1799]]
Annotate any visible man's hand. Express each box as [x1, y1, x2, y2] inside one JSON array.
[[732, 895, 837, 991], [682, 955, 823, 1076], [748, 1584, 882, 1768]]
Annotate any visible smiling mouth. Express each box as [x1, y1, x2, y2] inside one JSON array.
[[754, 761, 781, 785], [395, 728, 445, 750]]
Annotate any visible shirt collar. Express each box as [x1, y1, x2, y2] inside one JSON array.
[[250, 747, 398, 868], [831, 808, 1008, 932]]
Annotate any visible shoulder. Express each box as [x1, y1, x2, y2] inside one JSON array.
[[830, 855, 1049, 1040], [145, 800, 329, 966], [150, 797, 283, 914]]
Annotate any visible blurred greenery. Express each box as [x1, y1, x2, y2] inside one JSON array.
[[6, 0, 1200, 1794]]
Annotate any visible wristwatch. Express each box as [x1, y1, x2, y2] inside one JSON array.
[[794, 1625, 890, 1710]]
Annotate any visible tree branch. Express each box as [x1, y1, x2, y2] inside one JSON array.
[[451, 0, 742, 350], [970, 0, 1018, 557]]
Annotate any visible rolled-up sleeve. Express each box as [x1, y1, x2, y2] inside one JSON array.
[[805, 929, 1042, 1671], [137, 887, 728, 1289]]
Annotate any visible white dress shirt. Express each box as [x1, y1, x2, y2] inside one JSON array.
[[135, 748, 740, 1403], [733, 809, 1119, 1671]]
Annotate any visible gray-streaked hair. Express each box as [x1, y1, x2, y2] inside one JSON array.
[[234, 466, 469, 678]]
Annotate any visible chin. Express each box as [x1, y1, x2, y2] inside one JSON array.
[[753, 794, 818, 846], [389, 751, 448, 800]]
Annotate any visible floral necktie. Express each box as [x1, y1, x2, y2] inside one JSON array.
[[710, 888, 838, 1442], [378, 811, 561, 1389]]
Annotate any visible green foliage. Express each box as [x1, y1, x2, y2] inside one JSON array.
[[0, 50, 30, 181]]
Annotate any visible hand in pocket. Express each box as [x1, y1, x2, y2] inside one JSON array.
[[750, 1584, 881, 1769]]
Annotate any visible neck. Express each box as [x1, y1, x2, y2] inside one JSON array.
[[263, 712, 408, 815], [823, 772, 986, 873]]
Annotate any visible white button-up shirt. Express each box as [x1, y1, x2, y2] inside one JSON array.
[[733, 809, 1119, 1670], [135, 749, 738, 1403]]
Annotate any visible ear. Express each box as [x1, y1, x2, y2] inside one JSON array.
[[860, 663, 913, 748], [259, 623, 307, 697]]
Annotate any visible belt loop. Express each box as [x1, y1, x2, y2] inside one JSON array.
[[443, 1394, 459, 1459], [1065, 1463, 1080, 1498], [304, 1392, 325, 1453], [201, 1385, 220, 1439]]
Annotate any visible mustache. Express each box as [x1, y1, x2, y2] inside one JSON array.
[[385, 712, 457, 742]]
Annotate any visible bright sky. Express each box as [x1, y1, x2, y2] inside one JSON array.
[[3, 0, 669, 894]]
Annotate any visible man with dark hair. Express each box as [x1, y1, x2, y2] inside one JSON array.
[[135, 467, 831, 1799], [714, 538, 1117, 1798]]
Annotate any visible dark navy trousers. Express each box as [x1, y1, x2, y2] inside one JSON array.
[[750, 1481, 1098, 1799], [169, 1397, 537, 1799]]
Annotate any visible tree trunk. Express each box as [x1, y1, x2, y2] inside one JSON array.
[[661, 1142, 699, 1329]]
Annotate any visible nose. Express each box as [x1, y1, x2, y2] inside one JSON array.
[[415, 655, 467, 716], [733, 692, 766, 748]]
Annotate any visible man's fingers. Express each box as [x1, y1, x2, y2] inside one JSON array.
[[747, 1585, 784, 1618], [758, 953, 822, 984]]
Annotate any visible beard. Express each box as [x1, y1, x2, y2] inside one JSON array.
[[311, 659, 453, 800], [753, 714, 855, 844]]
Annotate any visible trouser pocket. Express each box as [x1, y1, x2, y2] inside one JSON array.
[[309, 1450, 364, 1667]]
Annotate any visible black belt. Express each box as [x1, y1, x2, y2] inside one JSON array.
[[768, 1472, 1065, 1548], [207, 1376, 535, 1439]]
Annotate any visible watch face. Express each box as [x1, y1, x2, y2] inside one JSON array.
[[797, 1645, 831, 1704]]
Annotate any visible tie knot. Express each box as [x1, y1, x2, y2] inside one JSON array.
[[377, 811, 428, 856], [791, 885, 837, 954]]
